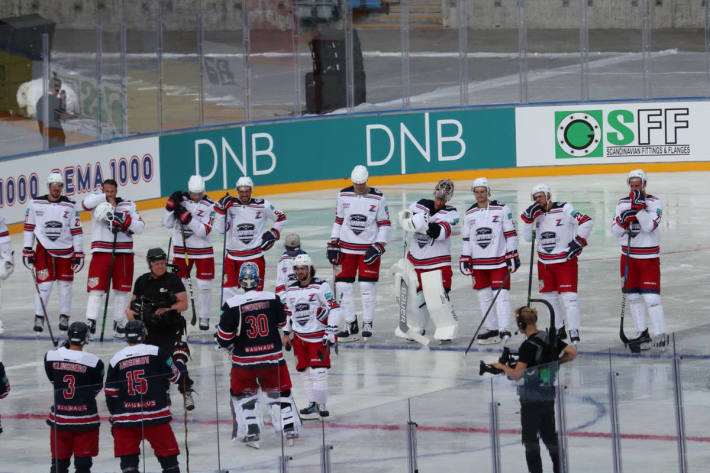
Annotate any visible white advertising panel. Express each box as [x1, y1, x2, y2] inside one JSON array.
[[516, 101, 710, 167], [0, 137, 160, 224]]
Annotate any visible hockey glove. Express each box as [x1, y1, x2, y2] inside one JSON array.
[[22, 247, 36, 269], [260, 229, 279, 251], [505, 251, 520, 273], [521, 203, 544, 223], [216, 194, 234, 211], [166, 190, 184, 211], [315, 305, 329, 322], [629, 190, 646, 211], [326, 239, 342, 265], [426, 222, 442, 239], [70, 252, 85, 273], [617, 209, 638, 229], [459, 256, 473, 276], [566, 236, 587, 260], [175, 204, 192, 225], [363, 242, 385, 265], [282, 331, 292, 351], [110, 212, 131, 233], [323, 324, 338, 346]]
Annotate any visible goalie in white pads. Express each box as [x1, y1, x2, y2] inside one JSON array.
[[0, 212, 14, 335], [23, 172, 84, 333], [283, 254, 341, 419], [394, 179, 459, 343], [611, 169, 667, 350], [521, 184, 593, 345], [82, 179, 145, 336], [217, 262, 301, 448], [328, 165, 390, 341], [460, 178, 519, 344], [162, 175, 216, 331]]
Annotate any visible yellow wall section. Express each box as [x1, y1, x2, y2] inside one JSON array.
[[8, 161, 709, 234]]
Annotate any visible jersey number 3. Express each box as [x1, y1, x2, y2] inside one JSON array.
[[245, 313, 269, 338]]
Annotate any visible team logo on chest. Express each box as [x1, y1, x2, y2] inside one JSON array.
[[540, 231, 557, 253], [415, 233, 429, 249], [476, 227, 493, 249], [294, 302, 311, 326], [44, 220, 63, 241], [236, 223, 255, 244], [349, 214, 367, 235]]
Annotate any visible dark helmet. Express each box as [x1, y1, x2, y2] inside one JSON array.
[[146, 247, 167, 266], [67, 321, 89, 346], [125, 319, 146, 343]]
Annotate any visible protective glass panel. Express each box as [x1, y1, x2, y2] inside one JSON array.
[[97, 23, 126, 140]]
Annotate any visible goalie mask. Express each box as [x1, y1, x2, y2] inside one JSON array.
[[238, 262, 260, 290], [434, 179, 454, 202], [93, 201, 115, 223]]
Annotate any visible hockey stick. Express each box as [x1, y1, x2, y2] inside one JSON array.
[[29, 267, 58, 347], [182, 376, 191, 473], [464, 268, 512, 356], [619, 233, 632, 345], [99, 231, 118, 342], [180, 224, 198, 326], [218, 196, 230, 311], [527, 230, 537, 306]]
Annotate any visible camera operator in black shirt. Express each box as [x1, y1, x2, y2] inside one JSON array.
[[126, 247, 196, 410], [491, 306, 577, 473]]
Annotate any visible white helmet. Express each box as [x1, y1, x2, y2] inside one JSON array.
[[350, 165, 368, 184], [627, 169, 647, 185], [292, 253, 313, 267], [47, 172, 64, 186], [471, 177, 491, 196], [236, 176, 254, 190], [434, 179, 454, 202], [94, 201, 115, 222], [531, 183, 551, 200], [188, 175, 205, 194]]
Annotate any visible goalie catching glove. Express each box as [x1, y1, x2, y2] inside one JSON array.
[[363, 242, 385, 265], [260, 229, 279, 251], [566, 236, 587, 260]]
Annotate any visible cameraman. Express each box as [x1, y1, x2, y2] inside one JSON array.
[[126, 247, 196, 410], [492, 306, 577, 473]]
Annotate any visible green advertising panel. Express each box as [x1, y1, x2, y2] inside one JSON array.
[[159, 108, 516, 193]]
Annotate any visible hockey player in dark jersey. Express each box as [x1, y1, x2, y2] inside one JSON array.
[[44, 322, 104, 473], [0, 360, 9, 434], [105, 319, 183, 473], [126, 247, 195, 410], [216, 261, 301, 449]]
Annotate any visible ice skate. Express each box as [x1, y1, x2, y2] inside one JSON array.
[[318, 403, 329, 418], [628, 329, 651, 351], [243, 433, 260, 449], [569, 329, 580, 345], [199, 318, 210, 331], [113, 320, 126, 339], [33, 315, 44, 333], [337, 319, 359, 343], [477, 329, 500, 345], [499, 331, 512, 342], [58, 314, 70, 331], [361, 321, 373, 341], [299, 402, 320, 420], [87, 319, 97, 334]]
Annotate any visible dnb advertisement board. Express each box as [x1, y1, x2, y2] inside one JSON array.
[[0, 137, 160, 224], [159, 108, 516, 193], [516, 101, 710, 166]]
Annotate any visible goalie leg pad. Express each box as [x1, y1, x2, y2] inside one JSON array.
[[560, 292, 580, 331], [336, 281, 356, 324], [392, 260, 429, 345], [232, 392, 262, 440], [57, 280, 73, 316], [642, 293, 665, 334], [112, 290, 130, 323], [541, 291, 564, 330], [495, 289, 512, 332], [476, 287, 497, 331], [266, 389, 302, 435], [85, 291, 103, 320], [420, 270, 457, 340], [412, 290, 430, 332], [628, 293, 648, 332], [360, 281, 377, 323]]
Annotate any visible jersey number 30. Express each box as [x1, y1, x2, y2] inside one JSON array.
[[245, 314, 269, 338]]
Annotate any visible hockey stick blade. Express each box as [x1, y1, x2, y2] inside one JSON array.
[[619, 233, 632, 346], [394, 326, 430, 346], [30, 267, 58, 347], [464, 268, 512, 356]]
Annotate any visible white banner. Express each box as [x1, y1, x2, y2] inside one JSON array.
[[516, 101, 710, 167], [0, 137, 160, 224]]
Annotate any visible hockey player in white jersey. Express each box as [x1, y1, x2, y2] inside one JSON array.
[[460, 178, 519, 344], [82, 178, 145, 336], [23, 172, 84, 333], [214, 176, 287, 298], [394, 179, 459, 342], [0, 213, 14, 335], [328, 165, 390, 341], [521, 184, 593, 345], [274, 233, 307, 299], [162, 175, 216, 331], [611, 169, 667, 350], [283, 254, 341, 419]]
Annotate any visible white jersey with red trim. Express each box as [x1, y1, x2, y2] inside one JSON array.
[[214, 197, 287, 261], [462, 200, 518, 269], [0, 213, 10, 253], [23, 195, 83, 258], [405, 199, 459, 270], [284, 278, 341, 344], [162, 195, 216, 259], [82, 192, 145, 254], [611, 194, 662, 259], [330, 186, 390, 254], [274, 250, 307, 298], [521, 202, 593, 265]]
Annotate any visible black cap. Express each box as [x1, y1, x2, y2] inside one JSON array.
[[146, 247, 167, 266]]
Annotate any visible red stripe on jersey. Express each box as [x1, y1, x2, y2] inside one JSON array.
[[294, 330, 326, 340], [538, 251, 568, 260], [217, 326, 234, 341], [70, 228, 83, 235], [92, 241, 133, 250], [407, 254, 451, 266], [440, 222, 451, 238], [376, 220, 391, 226], [339, 241, 371, 251], [0, 231, 8, 237], [227, 247, 262, 258], [231, 352, 284, 365], [275, 213, 286, 222], [105, 388, 119, 396], [173, 246, 213, 255], [520, 214, 534, 224], [575, 214, 592, 224], [48, 413, 100, 425], [24, 223, 36, 231], [622, 245, 660, 255], [334, 217, 344, 224], [503, 230, 517, 238], [112, 408, 171, 423], [472, 255, 506, 265]]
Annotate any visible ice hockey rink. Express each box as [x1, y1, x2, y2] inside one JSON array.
[[0, 171, 709, 473]]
